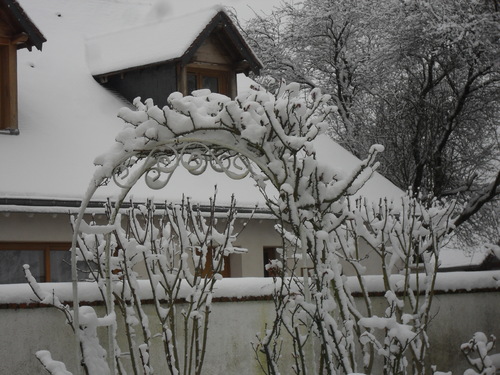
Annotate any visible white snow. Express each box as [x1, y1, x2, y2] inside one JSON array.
[[2, 271, 499, 305], [439, 247, 491, 269], [1, 0, 137, 202], [0, 0, 265, 207], [36, 351, 73, 375], [86, 7, 222, 75], [345, 271, 500, 294], [312, 134, 403, 203], [0, 0, 402, 212]]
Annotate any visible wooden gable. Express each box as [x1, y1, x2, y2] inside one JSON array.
[[181, 11, 262, 75], [192, 33, 234, 66], [0, 0, 45, 51]]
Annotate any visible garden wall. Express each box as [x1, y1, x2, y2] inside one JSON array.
[[1, 272, 499, 374]]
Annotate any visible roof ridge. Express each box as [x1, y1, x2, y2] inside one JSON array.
[[85, 4, 223, 41]]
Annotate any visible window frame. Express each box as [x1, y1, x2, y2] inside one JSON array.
[[0, 242, 72, 283], [183, 66, 230, 97]]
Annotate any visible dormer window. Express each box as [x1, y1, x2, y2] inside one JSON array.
[[0, 0, 45, 134], [87, 9, 261, 107]]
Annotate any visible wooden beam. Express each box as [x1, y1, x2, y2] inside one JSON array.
[[229, 71, 237, 99], [11, 32, 28, 45], [186, 61, 233, 71], [0, 44, 18, 130], [177, 63, 187, 95]]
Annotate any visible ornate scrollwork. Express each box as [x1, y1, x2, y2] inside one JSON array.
[[111, 141, 254, 191]]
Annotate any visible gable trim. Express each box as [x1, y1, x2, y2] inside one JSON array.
[[180, 11, 262, 75], [1, 0, 46, 50]]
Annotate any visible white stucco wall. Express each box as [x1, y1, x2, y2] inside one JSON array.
[[0, 283, 498, 375], [0, 212, 73, 242], [0, 212, 283, 278], [0, 212, 390, 280], [230, 218, 282, 277], [0, 298, 278, 375]]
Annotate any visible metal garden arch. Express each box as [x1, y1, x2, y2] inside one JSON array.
[[69, 84, 382, 375]]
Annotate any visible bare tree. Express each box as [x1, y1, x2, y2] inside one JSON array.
[[239, 0, 500, 245], [26, 196, 244, 375]]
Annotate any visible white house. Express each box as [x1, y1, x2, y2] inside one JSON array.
[[0, 0, 403, 284], [2, 5, 499, 375]]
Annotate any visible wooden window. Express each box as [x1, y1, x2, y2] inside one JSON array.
[[0, 242, 86, 284], [263, 247, 282, 278], [197, 247, 231, 278], [186, 68, 229, 96]]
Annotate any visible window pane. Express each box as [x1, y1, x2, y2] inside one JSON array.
[[0, 250, 45, 284], [202, 76, 218, 93], [50, 250, 94, 282], [187, 73, 198, 94]]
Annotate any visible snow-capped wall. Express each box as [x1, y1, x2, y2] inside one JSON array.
[[2, 271, 499, 306], [1, 274, 499, 374]]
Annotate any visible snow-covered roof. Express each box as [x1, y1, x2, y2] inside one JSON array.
[[438, 246, 500, 272], [0, 0, 143, 202], [312, 133, 403, 204], [86, 7, 232, 76], [440, 248, 489, 269], [0, 0, 403, 212]]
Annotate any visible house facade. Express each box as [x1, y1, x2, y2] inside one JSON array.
[[0, 0, 403, 284]]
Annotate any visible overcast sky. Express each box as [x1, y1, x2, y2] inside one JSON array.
[[216, 0, 281, 20], [154, 0, 284, 22]]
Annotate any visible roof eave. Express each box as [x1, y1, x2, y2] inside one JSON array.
[[2, 0, 46, 51], [92, 57, 180, 81], [0, 197, 275, 218]]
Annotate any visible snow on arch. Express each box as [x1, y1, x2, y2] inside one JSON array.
[[312, 133, 404, 203], [89, 85, 404, 210], [236, 74, 405, 206]]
